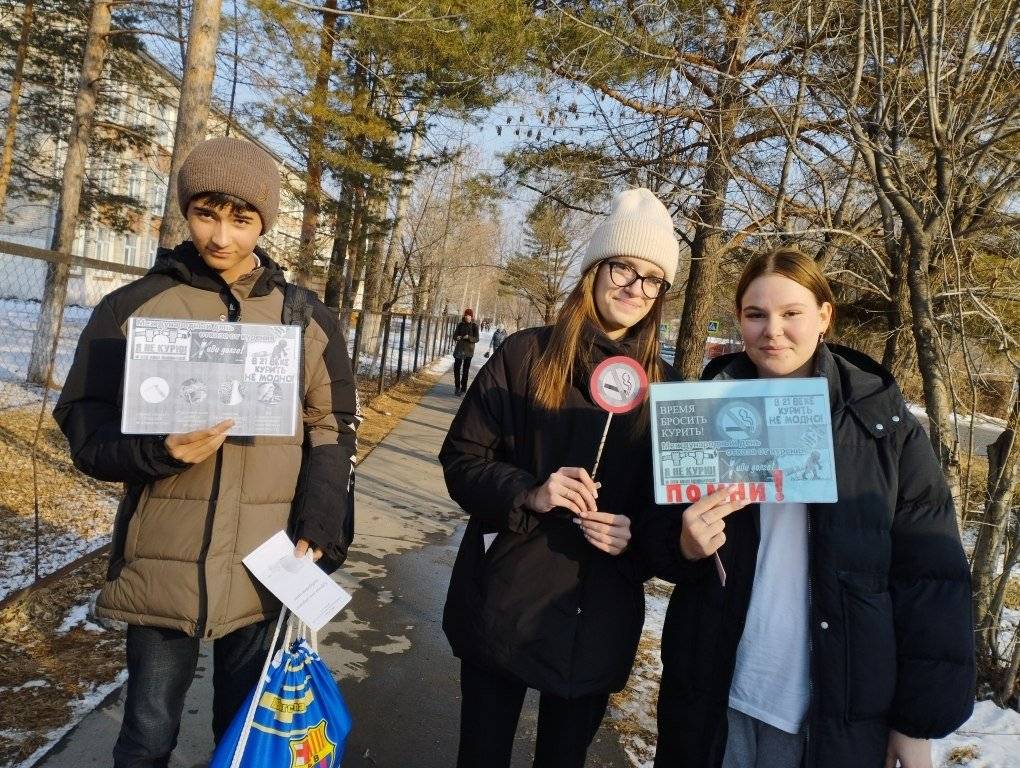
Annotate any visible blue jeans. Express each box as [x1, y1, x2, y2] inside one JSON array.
[[113, 620, 273, 768]]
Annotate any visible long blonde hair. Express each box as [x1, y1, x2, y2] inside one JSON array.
[[532, 262, 665, 411]]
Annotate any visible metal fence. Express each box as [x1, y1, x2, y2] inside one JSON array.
[[351, 309, 459, 395], [0, 238, 456, 602]]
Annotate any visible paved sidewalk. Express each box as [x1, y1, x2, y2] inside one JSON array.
[[35, 353, 630, 768]]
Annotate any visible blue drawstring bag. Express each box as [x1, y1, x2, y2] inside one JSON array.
[[210, 611, 352, 768]]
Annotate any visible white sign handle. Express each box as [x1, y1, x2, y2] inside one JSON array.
[[591, 412, 613, 480]]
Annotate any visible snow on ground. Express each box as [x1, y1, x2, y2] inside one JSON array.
[[7, 669, 128, 768], [0, 299, 92, 391], [0, 515, 113, 603], [613, 585, 1020, 768], [933, 701, 1020, 767], [55, 600, 104, 635], [907, 403, 1007, 434]]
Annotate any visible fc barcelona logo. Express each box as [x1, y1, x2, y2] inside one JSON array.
[[289, 720, 336, 768]]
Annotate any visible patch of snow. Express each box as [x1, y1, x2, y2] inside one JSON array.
[[9, 669, 128, 768], [0, 680, 48, 694], [0, 523, 112, 602], [0, 299, 92, 388], [933, 700, 1020, 767], [617, 584, 1020, 768], [55, 599, 104, 635]]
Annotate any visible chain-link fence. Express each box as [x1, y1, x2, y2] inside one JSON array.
[[0, 238, 456, 603]]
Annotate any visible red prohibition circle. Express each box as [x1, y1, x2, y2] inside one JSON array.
[[589, 356, 648, 414]]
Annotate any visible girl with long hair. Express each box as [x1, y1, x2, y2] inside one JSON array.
[[439, 188, 679, 768], [652, 248, 974, 768]]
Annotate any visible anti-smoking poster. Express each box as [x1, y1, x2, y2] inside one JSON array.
[[649, 378, 838, 505], [121, 317, 302, 437]]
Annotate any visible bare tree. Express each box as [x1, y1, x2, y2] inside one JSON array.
[[815, 0, 1020, 517]]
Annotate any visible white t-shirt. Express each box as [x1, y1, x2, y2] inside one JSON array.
[[728, 502, 811, 735]]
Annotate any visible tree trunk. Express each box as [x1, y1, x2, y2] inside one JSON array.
[[0, 0, 35, 220], [906, 233, 964, 526], [339, 183, 367, 337], [324, 191, 354, 309], [673, 138, 731, 380], [158, 0, 223, 249], [881, 236, 916, 384], [294, 0, 339, 286], [671, 20, 748, 380], [971, 372, 1019, 661], [27, 0, 111, 386], [379, 111, 425, 307], [360, 181, 389, 313]]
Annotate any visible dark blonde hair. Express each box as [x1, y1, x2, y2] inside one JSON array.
[[735, 247, 836, 336], [532, 261, 664, 411]]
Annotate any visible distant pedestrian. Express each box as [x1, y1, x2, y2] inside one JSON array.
[[440, 188, 679, 768], [452, 308, 479, 395], [486, 325, 507, 357]]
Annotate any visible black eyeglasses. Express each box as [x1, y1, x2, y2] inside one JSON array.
[[605, 260, 670, 299]]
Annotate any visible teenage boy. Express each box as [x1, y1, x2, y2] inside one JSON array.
[[53, 136, 360, 768]]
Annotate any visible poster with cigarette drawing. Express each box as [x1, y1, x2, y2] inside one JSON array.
[[121, 317, 301, 437], [649, 378, 837, 505]]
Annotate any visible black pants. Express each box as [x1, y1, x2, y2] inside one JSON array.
[[456, 661, 611, 768], [113, 620, 273, 768], [453, 356, 472, 392]]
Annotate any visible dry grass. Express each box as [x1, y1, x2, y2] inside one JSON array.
[[942, 744, 981, 765], [0, 366, 444, 767]]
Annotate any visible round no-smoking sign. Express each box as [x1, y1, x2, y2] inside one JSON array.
[[589, 356, 648, 414]]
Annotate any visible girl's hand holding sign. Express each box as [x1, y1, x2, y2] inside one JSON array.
[[678, 487, 749, 560], [524, 466, 599, 517]]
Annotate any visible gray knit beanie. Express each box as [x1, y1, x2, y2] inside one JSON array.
[[581, 188, 680, 284], [177, 137, 281, 233]]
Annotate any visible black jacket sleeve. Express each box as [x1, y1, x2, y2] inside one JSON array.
[[52, 298, 190, 484], [887, 418, 975, 738], [291, 303, 359, 565], [631, 501, 713, 584], [439, 339, 539, 533]]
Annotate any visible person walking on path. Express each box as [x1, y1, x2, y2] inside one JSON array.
[[53, 137, 360, 768], [439, 188, 679, 768], [452, 308, 480, 395], [648, 248, 974, 768], [486, 324, 508, 357]]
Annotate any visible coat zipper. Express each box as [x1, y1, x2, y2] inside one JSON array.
[[196, 293, 240, 638], [805, 503, 816, 765], [195, 449, 223, 638]]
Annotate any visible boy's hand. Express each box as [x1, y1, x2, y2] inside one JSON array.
[[165, 419, 234, 464], [294, 539, 323, 562]]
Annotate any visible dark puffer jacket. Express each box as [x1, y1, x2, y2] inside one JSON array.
[[53, 242, 359, 639], [649, 343, 975, 767], [439, 325, 670, 698]]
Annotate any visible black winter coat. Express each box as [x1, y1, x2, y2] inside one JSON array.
[[649, 344, 975, 767], [439, 325, 668, 698], [453, 320, 479, 358]]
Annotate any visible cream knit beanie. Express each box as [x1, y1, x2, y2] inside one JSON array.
[[581, 188, 679, 284]]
